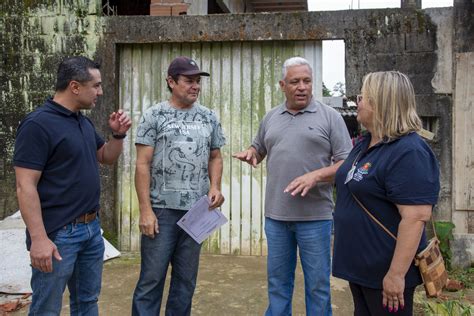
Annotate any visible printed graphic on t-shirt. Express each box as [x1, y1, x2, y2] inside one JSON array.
[[162, 121, 211, 191], [135, 102, 226, 210], [353, 162, 372, 182]]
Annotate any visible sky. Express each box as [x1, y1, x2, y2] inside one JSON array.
[[307, 0, 453, 95]]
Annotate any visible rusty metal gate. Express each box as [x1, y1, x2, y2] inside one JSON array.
[[117, 40, 322, 254]]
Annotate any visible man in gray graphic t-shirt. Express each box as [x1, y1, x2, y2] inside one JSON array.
[[132, 56, 226, 316]]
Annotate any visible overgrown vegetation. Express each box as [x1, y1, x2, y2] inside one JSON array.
[[450, 267, 474, 290], [434, 221, 456, 269], [414, 221, 473, 316], [422, 299, 473, 316], [102, 230, 118, 248]]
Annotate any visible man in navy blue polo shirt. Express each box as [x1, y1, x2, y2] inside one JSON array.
[[13, 56, 131, 315]]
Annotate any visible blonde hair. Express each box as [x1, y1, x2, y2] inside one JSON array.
[[361, 71, 422, 140]]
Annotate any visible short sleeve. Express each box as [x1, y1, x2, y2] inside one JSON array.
[[330, 112, 353, 161], [251, 114, 268, 157], [95, 129, 105, 150], [135, 108, 158, 147], [210, 112, 226, 149], [386, 145, 440, 205], [84, 116, 105, 150], [13, 121, 50, 171]]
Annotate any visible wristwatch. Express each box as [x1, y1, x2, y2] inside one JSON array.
[[112, 133, 127, 139]]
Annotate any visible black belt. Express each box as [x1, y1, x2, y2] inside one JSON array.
[[73, 211, 98, 224]]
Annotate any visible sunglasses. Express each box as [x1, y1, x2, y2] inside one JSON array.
[[356, 95, 363, 103]]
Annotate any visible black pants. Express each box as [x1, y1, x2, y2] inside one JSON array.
[[349, 282, 416, 316]]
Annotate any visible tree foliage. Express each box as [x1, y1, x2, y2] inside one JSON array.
[[322, 82, 332, 97], [333, 81, 346, 97]]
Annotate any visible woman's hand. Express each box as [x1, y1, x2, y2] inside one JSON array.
[[382, 204, 432, 312], [382, 272, 405, 313]]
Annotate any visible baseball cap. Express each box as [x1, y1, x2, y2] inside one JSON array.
[[168, 56, 210, 77]]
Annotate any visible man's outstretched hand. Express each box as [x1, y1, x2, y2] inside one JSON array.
[[232, 148, 258, 168]]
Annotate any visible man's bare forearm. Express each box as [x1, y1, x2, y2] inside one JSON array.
[[98, 138, 124, 165], [17, 184, 47, 239], [135, 163, 153, 214], [208, 150, 223, 190], [15, 167, 48, 241], [312, 159, 345, 183]]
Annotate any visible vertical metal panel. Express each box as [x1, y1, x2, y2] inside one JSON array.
[[219, 43, 232, 254], [454, 52, 474, 233], [117, 47, 132, 251], [117, 41, 323, 254], [230, 42, 243, 255]]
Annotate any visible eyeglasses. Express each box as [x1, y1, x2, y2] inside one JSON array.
[[356, 95, 363, 103]]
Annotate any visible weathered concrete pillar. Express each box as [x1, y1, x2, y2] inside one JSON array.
[[453, 0, 474, 6], [401, 0, 421, 9]]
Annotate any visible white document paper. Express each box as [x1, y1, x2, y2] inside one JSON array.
[[177, 196, 228, 244]]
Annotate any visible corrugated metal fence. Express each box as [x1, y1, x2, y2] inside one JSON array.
[[117, 40, 322, 254]]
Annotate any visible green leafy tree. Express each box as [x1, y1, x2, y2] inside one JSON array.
[[322, 82, 332, 97], [333, 81, 346, 97]]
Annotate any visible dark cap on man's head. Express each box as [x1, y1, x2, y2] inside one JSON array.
[[168, 56, 210, 77]]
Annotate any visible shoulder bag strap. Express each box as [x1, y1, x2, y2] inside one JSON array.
[[350, 193, 438, 241], [351, 193, 397, 241]]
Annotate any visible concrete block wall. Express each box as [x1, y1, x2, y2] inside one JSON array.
[[344, 8, 452, 221], [0, 0, 103, 220]]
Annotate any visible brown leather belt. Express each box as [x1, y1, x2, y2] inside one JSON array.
[[74, 211, 98, 224]]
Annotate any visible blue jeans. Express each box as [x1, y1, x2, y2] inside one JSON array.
[[132, 208, 202, 316], [264, 217, 332, 316], [29, 218, 105, 316]]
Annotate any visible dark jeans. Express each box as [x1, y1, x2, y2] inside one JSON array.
[[349, 282, 416, 316], [132, 208, 202, 316]]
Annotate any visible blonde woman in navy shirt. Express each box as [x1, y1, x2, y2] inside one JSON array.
[[332, 71, 440, 315]]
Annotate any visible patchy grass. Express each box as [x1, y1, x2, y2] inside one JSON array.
[[102, 230, 119, 248], [104, 252, 141, 266], [414, 267, 474, 316], [450, 267, 474, 289]]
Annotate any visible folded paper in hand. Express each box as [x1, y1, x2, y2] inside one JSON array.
[[177, 196, 228, 244]]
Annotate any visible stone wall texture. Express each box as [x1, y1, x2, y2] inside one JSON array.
[[0, 0, 104, 223]]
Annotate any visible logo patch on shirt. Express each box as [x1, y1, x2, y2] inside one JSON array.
[[359, 162, 371, 174], [353, 162, 372, 181]]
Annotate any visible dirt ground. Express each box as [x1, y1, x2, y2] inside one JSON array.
[[8, 253, 354, 315], [8, 253, 472, 315]]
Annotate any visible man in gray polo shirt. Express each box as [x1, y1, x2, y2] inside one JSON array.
[[233, 57, 352, 316]]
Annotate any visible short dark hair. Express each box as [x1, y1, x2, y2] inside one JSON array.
[[166, 74, 180, 93], [55, 56, 100, 91]]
